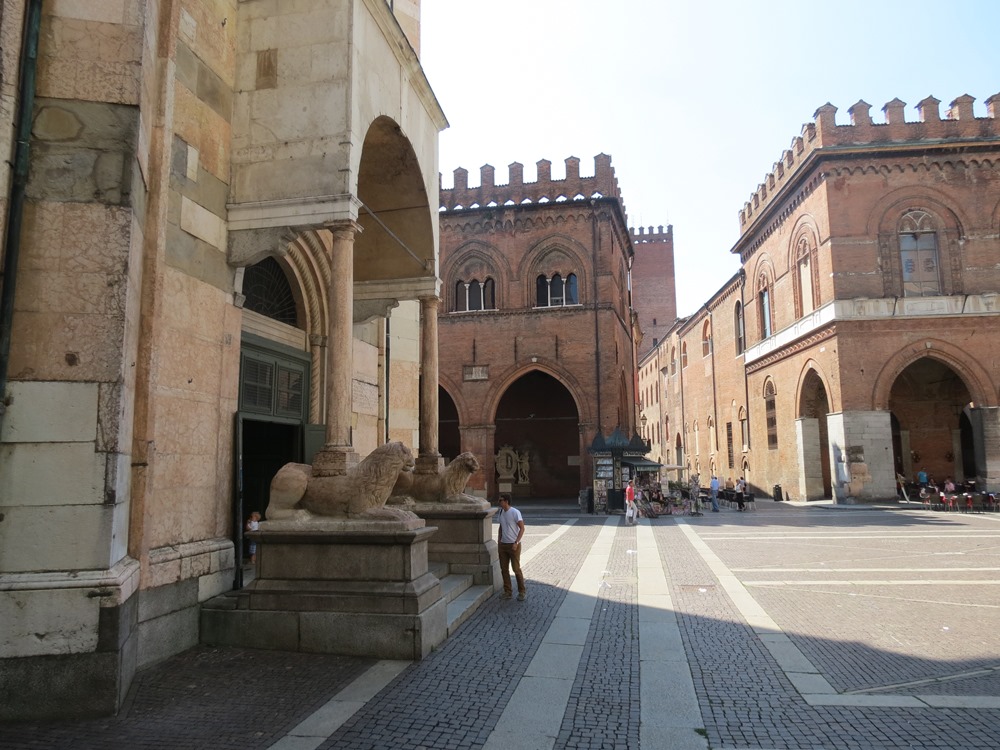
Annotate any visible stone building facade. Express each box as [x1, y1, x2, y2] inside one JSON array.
[[438, 155, 654, 499], [641, 92, 1000, 501], [0, 0, 446, 719]]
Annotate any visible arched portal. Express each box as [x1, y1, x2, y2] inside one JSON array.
[[889, 357, 973, 485], [494, 371, 580, 499], [439, 386, 461, 462], [355, 116, 435, 281], [797, 369, 832, 500], [237, 256, 315, 542]]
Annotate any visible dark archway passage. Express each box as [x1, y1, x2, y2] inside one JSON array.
[[495, 371, 580, 499], [799, 370, 832, 499], [889, 358, 973, 485], [439, 386, 461, 462]]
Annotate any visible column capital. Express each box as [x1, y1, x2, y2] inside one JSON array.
[[326, 219, 364, 241]]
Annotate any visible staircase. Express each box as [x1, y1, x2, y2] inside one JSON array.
[[430, 562, 494, 635]]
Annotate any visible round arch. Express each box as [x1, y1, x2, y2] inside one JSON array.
[[355, 116, 436, 283], [872, 339, 995, 411], [796, 363, 834, 499], [786, 214, 822, 269], [492, 368, 584, 499], [486, 361, 590, 427], [865, 186, 969, 237], [795, 360, 839, 415], [442, 239, 513, 302], [515, 233, 592, 304]]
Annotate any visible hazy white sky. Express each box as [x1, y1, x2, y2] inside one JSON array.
[[420, 0, 999, 316]]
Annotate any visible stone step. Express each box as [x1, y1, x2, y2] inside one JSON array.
[[438, 571, 473, 604], [445, 582, 493, 636]]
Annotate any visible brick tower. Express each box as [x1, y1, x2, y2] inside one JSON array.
[[630, 225, 677, 358]]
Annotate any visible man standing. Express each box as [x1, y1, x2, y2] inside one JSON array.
[[625, 479, 637, 525], [497, 494, 526, 601], [709, 475, 720, 512]]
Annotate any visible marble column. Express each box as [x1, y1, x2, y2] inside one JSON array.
[[313, 222, 361, 476], [415, 296, 443, 474]]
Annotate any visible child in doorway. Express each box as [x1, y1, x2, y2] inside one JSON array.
[[245, 512, 261, 563]]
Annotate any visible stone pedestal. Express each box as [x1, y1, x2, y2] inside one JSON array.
[[413, 500, 501, 588], [201, 520, 446, 660], [511, 482, 531, 499]]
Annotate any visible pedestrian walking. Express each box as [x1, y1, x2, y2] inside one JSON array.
[[735, 477, 747, 512], [710, 475, 720, 512], [625, 479, 637, 525], [497, 494, 526, 600]]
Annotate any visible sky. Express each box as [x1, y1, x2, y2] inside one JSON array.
[[419, 0, 999, 317]]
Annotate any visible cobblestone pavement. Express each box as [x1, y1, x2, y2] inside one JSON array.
[[1, 503, 998, 749]]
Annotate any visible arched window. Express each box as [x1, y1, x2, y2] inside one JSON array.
[[536, 274, 548, 306], [734, 301, 745, 354], [708, 415, 717, 454], [565, 273, 578, 304], [681, 342, 688, 369], [899, 210, 940, 297], [454, 277, 496, 312], [550, 273, 564, 305], [535, 272, 580, 307], [670, 347, 677, 375], [764, 380, 777, 450], [757, 273, 772, 339], [795, 236, 818, 316], [468, 279, 483, 311], [739, 406, 749, 451], [701, 321, 712, 357], [244, 257, 298, 326]]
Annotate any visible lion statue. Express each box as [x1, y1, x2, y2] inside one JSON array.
[[388, 451, 481, 504], [267, 441, 416, 521]]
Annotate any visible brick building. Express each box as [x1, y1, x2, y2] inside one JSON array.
[[641, 92, 1000, 501], [438, 155, 671, 500], [0, 0, 445, 719]]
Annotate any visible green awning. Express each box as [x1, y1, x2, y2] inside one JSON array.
[[622, 458, 663, 472]]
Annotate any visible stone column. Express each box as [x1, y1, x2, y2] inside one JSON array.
[[308, 333, 327, 424], [313, 222, 361, 476], [415, 296, 443, 475]]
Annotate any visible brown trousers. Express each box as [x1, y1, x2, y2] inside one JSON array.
[[498, 542, 525, 595]]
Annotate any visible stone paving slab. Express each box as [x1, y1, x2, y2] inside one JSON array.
[[656, 508, 1000, 749], [2, 506, 1000, 749], [0, 647, 375, 750]]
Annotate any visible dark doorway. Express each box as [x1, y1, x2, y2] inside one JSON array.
[[242, 420, 300, 523], [439, 386, 461, 462], [495, 370, 579, 499], [799, 370, 832, 499], [889, 358, 972, 485]]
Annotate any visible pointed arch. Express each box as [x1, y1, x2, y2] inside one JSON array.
[[872, 339, 994, 411]]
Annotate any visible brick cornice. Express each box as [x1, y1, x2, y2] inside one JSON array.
[[745, 325, 837, 374]]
